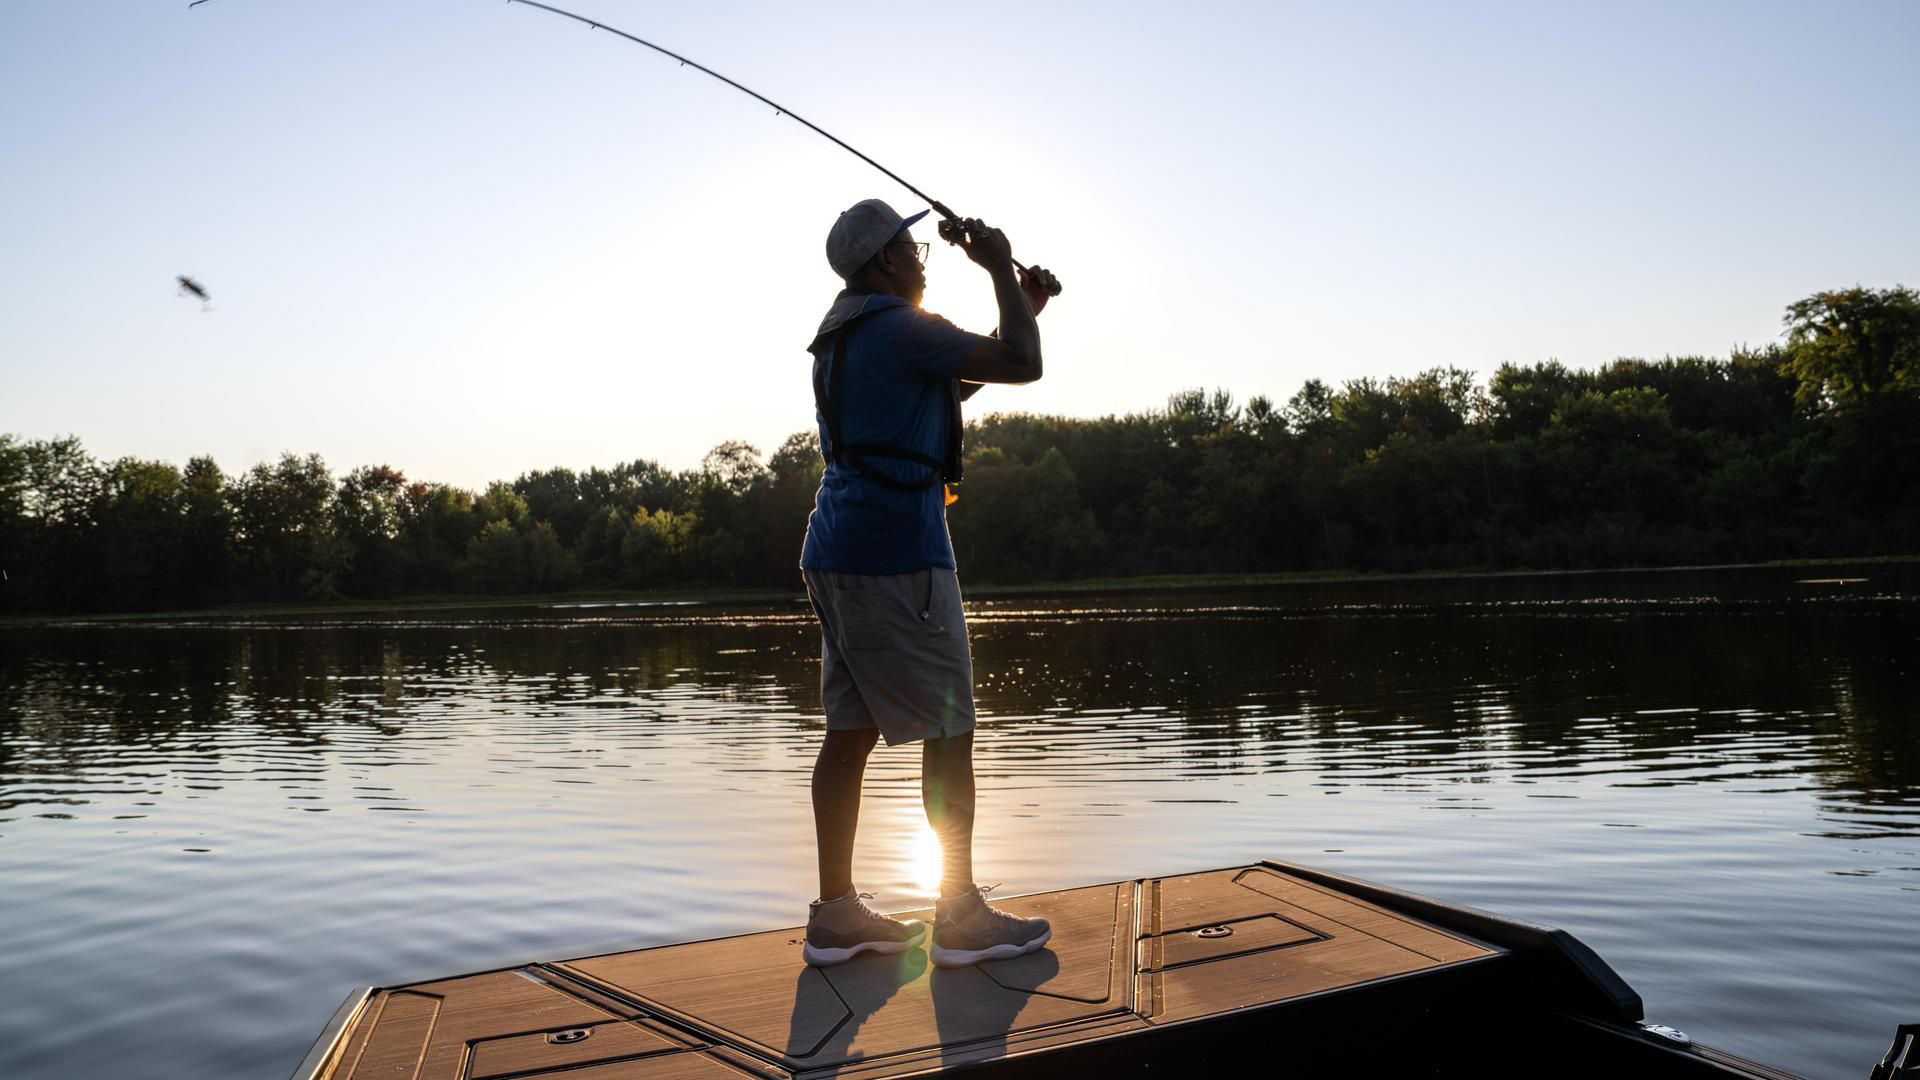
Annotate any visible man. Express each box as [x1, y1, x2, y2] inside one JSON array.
[[799, 198, 1059, 969]]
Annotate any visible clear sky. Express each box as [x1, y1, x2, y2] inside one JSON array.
[[3, 0, 1916, 490]]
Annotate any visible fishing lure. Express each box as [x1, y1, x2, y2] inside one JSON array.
[[177, 275, 211, 311]]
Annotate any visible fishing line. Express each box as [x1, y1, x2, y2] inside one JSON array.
[[505, 0, 1060, 293]]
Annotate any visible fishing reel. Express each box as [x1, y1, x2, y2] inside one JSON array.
[[935, 216, 978, 246]]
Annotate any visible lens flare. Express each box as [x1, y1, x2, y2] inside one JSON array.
[[908, 820, 943, 895]]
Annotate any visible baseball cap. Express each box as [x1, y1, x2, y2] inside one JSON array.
[[826, 199, 930, 279]]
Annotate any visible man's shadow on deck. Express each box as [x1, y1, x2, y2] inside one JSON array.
[[780, 947, 1061, 1073], [932, 948, 1061, 1070], [782, 948, 925, 1068]]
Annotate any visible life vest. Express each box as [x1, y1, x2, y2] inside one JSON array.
[[810, 304, 963, 495]]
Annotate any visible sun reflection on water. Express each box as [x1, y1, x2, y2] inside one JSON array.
[[907, 819, 942, 896]]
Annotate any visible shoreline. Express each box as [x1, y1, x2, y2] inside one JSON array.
[[4, 554, 1915, 628]]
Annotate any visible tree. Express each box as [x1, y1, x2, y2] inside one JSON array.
[[335, 464, 407, 596], [514, 468, 591, 545], [526, 521, 577, 591], [1387, 367, 1477, 441], [23, 435, 99, 528], [0, 436, 28, 609], [397, 482, 478, 591], [229, 452, 336, 599], [4, 281, 1916, 611], [1488, 361, 1587, 440], [17, 437, 102, 610], [949, 447, 1104, 582], [768, 431, 823, 481], [0, 435, 28, 522], [702, 441, 767, 497], [181, 456, 234, 605], [575, 504, 632, 586], [474, 480, 530, 528], [467, 520, 527, 592], [93, 457, 187, 609], [1164, 388, 1239, 446], [1284, 379, 1335, 439], [1330, 377, 1399, 454], [620, 507, 696, 587], [1782, 285, 1920, 410]]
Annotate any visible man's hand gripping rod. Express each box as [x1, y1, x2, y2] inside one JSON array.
[[929, 205, 1062, 297]]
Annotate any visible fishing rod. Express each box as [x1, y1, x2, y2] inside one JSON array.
[[505, 0, 1061, 295]]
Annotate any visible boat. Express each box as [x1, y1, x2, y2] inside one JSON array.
[[293, 859, 1826, 1078]]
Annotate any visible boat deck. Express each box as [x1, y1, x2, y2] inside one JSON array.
[[307, 864, 1504, 1078]]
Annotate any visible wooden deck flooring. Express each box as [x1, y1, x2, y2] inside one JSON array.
[[308, 863, 1502, 1079]]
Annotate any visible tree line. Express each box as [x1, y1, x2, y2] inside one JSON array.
[[3, 285, 1915, 614]]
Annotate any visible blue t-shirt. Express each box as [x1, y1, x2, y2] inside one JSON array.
[[799, 292, 983, 574]]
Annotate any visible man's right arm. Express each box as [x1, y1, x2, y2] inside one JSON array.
[[950, 221, 1042, 385]]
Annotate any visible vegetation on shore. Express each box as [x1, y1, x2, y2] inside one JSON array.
[[7, 556, 1914, 628], [3, 285, 1916, 616]]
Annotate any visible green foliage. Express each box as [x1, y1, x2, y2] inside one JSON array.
[[3, 283, 1916, 614], [620, 507, 696, 587], [171, 455, 235, 605], [513, 468, 589, 545], [467, 519, 528, 593], [229, 452, 336, 600], [474, 481, 530, 528], [336, 465, 407, 596], [1782, 285, 1920, 410], [397, 482, 479, 591], [525, 521, 577, 592], [701, 441, 767, 496], [950, 447, 1104, 581]]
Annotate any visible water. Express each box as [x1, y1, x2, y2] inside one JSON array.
[[2, 564, 1915, 1079]]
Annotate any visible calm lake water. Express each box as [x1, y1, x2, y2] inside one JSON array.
[[2, 565, 1916, 1079]]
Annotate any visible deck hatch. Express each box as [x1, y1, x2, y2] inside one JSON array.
[[1147, 912, 1327, 970], [467, 1021, 683, 1078], [1140, 868, 1503, 1024]]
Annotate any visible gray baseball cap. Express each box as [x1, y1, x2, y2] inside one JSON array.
[[826, 198, 930, 279]]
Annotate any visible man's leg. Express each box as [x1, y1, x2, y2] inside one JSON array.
[[921, 732, 976, 896], [812, 726, 879, 902], [923, 729, 1049, 968]]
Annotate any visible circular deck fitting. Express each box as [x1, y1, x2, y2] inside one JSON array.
[[1640, 1024, 1691, 1047], [548, 1028, 593, 1045], [1194, 925, 1234, 939]]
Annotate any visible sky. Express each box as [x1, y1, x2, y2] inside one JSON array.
[[2, 0, 1916, 490]]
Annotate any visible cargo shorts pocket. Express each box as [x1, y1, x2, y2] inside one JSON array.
[[834, 583, 895, 652]]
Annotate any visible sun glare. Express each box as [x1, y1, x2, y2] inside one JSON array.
[[908, 819, 943, 895]]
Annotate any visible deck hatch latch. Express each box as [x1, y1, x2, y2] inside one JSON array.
[[1194, 925, 1233, 939], [548, 1028, 592, 1045]]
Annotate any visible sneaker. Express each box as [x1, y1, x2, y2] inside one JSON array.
[[802, 889, 929, 967], [930, 884, 1052, 968]]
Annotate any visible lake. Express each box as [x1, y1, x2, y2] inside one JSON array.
[[2, 564, 1915, 1079]]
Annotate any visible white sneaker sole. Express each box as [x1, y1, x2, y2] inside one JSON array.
[[802, 921, 927, 967], [930, 926, 1052, 968]]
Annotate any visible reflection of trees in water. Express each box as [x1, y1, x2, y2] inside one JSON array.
[[963, 607, 1918, 808], [2, 604, 1913, 815], [0, 620, 826, 815], [0, 621, 823, 745]]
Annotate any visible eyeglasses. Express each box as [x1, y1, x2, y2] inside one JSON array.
[[891, 240, 930, 266]]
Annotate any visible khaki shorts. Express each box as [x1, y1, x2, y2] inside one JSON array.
[[802, 567, 977, 745]]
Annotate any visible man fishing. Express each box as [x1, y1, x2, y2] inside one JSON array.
[[799, 198, 1059, 969]]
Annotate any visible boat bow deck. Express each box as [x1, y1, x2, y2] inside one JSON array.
[[301, 863, 1505, 1079]]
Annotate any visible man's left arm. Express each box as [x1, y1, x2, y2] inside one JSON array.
[[957, 264, 1058, 402]]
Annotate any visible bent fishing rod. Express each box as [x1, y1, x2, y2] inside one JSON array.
[[505, 0, 1061, 295]]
